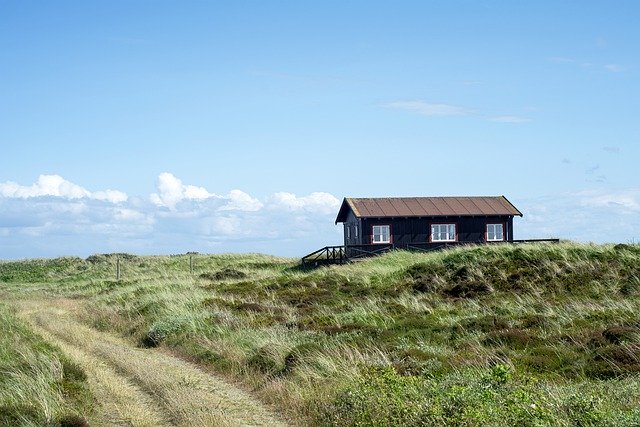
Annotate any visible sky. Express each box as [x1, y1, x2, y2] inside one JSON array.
[[1, 1, 639, 259]]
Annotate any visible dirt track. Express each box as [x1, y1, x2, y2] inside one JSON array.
[[17, 299, 287, 427]]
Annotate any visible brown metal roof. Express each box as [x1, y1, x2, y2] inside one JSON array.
[[335, 196, 522, 223]]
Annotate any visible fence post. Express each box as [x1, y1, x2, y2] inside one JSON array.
[[189, 254, 193, 274], [116, 256, 121, 281]]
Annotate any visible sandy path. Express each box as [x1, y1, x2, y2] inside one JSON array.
[[16, 299, 287, 427]]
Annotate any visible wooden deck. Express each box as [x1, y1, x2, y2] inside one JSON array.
[[300, 239, 560, 268]]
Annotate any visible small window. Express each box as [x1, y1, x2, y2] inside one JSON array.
[[372, 225, 391, 244], [347, 226, 350, 239], [354, 226, 358, 238], [431, 224, 456, 242], [486, 223, 504, 241]]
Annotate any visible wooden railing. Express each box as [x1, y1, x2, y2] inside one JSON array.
[[301, 239, 560, 267], [300, 244, 395, 267], [300, 245, 346, 266]]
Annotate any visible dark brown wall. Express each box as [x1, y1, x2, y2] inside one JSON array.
[[347, 215, 515, 246], [343, 210, 363, 245]]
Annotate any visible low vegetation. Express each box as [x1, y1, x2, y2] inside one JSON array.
[[2, 243, 640, 425], [0, 302, 91, 426]]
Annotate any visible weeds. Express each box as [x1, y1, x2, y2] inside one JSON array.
[[2, 243, 640, 425], [0, 303, 92, 426]]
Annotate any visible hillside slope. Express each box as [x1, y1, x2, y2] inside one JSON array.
[[17, 298, 287, 426], [2, 243, 640, 425]]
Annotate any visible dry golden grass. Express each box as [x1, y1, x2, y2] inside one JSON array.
[[17, 298, 286, 427]]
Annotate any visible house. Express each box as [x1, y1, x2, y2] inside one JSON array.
[[334, 196, 522, 248]]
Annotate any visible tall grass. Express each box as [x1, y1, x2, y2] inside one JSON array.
[[2, 243, 640, 425], [0, 302, 91, 426]]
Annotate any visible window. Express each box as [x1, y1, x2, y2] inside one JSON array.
[[486, 223, 505, 241], [354, 226, 358, 238], [347, 226, 350, 239], [431, 223, 456, 242], [372, 225, 391, 244]]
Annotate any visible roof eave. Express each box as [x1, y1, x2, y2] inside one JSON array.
[[335, 198, 356, 224], [501, 195, 523, 217]]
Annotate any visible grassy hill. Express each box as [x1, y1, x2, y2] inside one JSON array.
[[2, 243, 640, 426]]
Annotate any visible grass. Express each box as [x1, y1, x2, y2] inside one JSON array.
[[2, 243, 640, 425], [23, 302, 283, 426], [0, 301, 92, 427]]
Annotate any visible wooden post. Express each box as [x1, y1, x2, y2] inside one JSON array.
[[116, 256, 121, 281], [189, 254, 193, 274]]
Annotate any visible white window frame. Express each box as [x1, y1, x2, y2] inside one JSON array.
[[486, 223, 505, 242], [431, 223, 457, 242], [372, 225, 391, 244]]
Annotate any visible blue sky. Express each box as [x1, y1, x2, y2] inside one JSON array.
[[1, 1, 639, 258]]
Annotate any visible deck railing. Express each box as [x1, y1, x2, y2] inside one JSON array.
[[301, 239, 560, 267]]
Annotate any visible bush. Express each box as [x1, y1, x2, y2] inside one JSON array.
[[139, 318, 186, 348], [324, 366, 426, 426], [565, 394, 606, 426], [248, 345, 286, 376], [320, 365, 555, 426]]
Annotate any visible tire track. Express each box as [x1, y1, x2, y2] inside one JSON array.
[[18, 299, 287, 427]]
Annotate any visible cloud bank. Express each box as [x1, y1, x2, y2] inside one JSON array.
[[0, 173, 341, 258], [515, 188, 640, 243], [1, 174, 638, 259], [0, 174, 127, 203]]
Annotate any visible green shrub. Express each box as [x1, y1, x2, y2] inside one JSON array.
[[321, 365, 555, 426], [140, 317, 187, 348], [248, 345, 286, 375]]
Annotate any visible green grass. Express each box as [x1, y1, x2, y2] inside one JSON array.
[[0, 301, 92, 426], [2, 243, 640, 425]]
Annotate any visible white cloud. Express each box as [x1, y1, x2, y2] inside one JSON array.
[[206, 216, 243, 236], [0, 172, 346, 258], [268, 192, 340, 214], [219, 189, 263, 212], [0, 175, 127, 203], [385, 100, 470, 116], [93, 190, 129, 203], [149, 174, 263, 212], [488, 115, 531, 123], [113, 208, 153, 223], [578, 188, 640, 212], [515, 188, 640, 243], [150, 172, 217, 209]]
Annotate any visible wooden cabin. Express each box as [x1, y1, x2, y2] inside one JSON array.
[[335, 196, 522, 248]]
